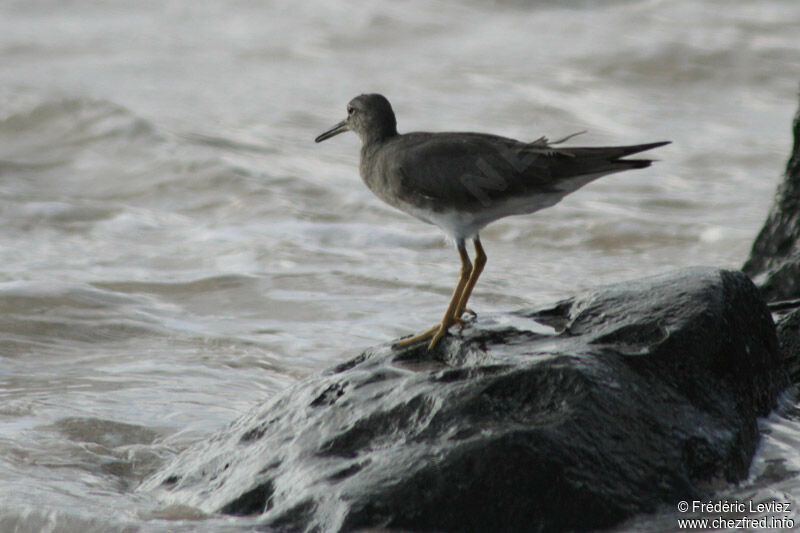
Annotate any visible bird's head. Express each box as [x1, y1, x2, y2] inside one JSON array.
[[315, 93, 397, 145]]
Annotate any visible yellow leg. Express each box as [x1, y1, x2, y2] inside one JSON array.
[[393, 324, 440, 346], [395, 240, 472, 349], [455, 236, 486, 320]]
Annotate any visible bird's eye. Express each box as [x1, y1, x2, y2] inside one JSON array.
[[347, 106, 355, 116]]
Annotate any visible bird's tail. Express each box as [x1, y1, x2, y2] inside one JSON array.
[[558, 141, 670, 167], [547, 141, 670, 177]]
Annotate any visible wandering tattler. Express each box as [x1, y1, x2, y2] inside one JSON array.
[[315, 94, 669, 350]]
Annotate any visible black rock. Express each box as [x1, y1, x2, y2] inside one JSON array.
[[743, 97, 800, 301], [141, 267, 789, 532], [776, 308, 800, 385]]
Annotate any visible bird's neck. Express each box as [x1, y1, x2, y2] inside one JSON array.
[[360, 123, 398, 147]]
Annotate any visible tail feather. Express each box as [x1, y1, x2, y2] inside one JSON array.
[[544, 141, 670, 180], [622, 158, 656, 169], [555, 141, 671, 161], [607, 141, 670, 170], [611, 141, 671, 158]]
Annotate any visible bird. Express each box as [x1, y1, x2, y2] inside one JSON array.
[[315, 93, 669, 350]]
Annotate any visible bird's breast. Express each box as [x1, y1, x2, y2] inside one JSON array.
[[359, 145, 406, 209]]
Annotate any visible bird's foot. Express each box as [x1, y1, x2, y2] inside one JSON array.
[[427, 324, 448, 350], [394, 321, 453, 350], [394, 324, 439, 347]]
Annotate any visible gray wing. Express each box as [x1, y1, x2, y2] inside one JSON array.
[[384, 133, 666, 213], [386, 133, 558, 212]]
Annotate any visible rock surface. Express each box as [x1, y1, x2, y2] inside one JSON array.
[[744, 93, 800, 387], [775, 308, 800, 386], [743, 99, 800, 301], [142, 267, 788, 532]]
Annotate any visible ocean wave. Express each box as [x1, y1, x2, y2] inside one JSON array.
[[0, 281, 168, 354], [0, 97, 161, 158]]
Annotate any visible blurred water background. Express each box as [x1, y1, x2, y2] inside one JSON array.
[[1, 0, 799, 531]]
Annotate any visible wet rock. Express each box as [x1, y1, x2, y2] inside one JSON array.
[[743, 98, 800, 301], [141, 267, 789, 532], [776, 308, 800, 385]]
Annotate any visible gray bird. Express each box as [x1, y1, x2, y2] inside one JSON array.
[[316, 93, 669, 350]]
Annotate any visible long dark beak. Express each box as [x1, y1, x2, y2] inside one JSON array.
[[315, 120, 349, 143]]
